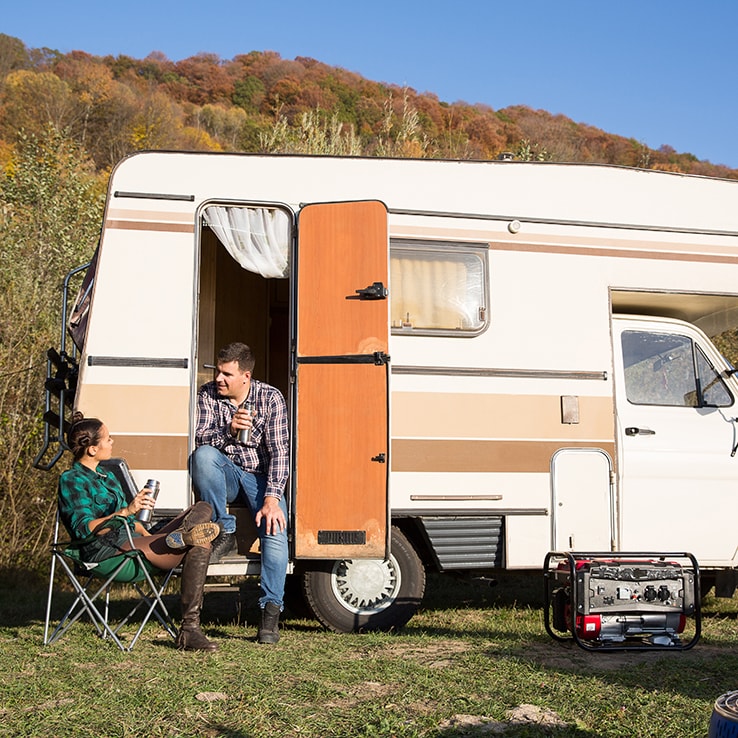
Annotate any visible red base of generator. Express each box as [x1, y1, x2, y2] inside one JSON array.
[[543, 551, 701, 651]]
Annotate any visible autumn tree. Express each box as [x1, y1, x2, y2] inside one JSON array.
[[0, 34, 30, 80], [260, 107, 362, 155], [0, 70, 77, 142], [0, 126, 104, 575]]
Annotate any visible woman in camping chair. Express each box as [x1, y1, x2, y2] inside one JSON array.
[[58, 413, 220, 652]]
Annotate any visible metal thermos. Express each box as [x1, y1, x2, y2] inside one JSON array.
[[237, 400, 254, 444], [136, 479, 160, 523]]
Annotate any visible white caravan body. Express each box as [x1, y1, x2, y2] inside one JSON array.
[[42, 152, 738, 630]]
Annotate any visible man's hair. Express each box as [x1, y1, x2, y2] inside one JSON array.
[[217, 342, 256, 373]]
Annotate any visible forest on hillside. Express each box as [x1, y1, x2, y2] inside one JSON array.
[[0, 31, 737, 579], [0, 32, 736, 177]]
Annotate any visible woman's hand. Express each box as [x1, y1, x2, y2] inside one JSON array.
[[128, 487, 156, 516]]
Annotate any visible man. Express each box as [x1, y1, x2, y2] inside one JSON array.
[[190, 342, 289, 644]]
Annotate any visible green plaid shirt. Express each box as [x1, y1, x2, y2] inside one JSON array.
[[58, 461, 135, 541]]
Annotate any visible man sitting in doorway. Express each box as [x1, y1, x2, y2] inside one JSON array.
[[190, 342, 289, 644]]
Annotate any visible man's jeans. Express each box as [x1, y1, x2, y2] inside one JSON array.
[[190, 445, 288, 608]]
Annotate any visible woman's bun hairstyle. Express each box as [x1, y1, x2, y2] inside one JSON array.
[[67, 413, 104, 460]]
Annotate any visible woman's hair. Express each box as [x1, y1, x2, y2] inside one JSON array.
[[67, 412, 104, 461]]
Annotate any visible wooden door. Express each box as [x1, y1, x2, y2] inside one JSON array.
[[293, 201, 390, 559]]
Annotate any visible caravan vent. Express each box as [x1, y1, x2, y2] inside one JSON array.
[[317, 530, 367, 546], [419, 516, 504, 570]]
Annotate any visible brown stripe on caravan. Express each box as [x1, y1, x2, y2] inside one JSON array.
[[106, 220, 194, 233], [78, 385, 190, 434], [488, 240, 738, 264], [392, 392, 614, 441], [391, 439, 616, 473], [110, 435, 189, 471]]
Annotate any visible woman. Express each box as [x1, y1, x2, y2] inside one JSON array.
[[58, 414, 221, 652]]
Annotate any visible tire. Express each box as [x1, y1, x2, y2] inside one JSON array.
[[283, 572, 315, 620], [302, 526, 426, 633], [700, 574, 716, 599]]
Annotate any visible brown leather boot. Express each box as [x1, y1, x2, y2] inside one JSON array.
[[166, 522, 220, 549], [175, 544, 218, 652], [180, 501, 214, 530]]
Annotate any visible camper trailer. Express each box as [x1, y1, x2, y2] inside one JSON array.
[[37, 152, 738, 632]]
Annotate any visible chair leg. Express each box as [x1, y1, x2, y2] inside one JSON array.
[[43, 551, 58, 646], [125, 568, 177, 650], [46, 555, 130, 651]]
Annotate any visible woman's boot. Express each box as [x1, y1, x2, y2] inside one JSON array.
[[166, 502, 219, 549], [175, 544, 218, 652]]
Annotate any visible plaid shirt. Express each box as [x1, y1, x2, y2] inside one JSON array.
[[195, 379, 290, 500], [58, 462, 135, 541]]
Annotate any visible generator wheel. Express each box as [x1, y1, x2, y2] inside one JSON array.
[[302, 526, 425, 633]]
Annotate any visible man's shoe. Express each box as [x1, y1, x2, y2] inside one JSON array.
[[209, 531, 237, 563], [257, 602, 281, 644], [165, 523, 220, 549]]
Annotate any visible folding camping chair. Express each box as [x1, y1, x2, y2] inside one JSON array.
[[43, 458, 178, 651]]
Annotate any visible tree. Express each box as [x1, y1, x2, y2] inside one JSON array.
[[0, 70, 77, 141], [0, 126, 104, 576], [0, 34, 30, 81], [260, 107, 362, 155]]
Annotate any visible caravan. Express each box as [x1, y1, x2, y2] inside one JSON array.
[[37, 152, 738, 631]]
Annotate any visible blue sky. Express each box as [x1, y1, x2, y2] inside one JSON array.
[[4, 0, 738, 168]]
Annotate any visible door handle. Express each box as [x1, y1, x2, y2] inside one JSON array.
[[348, 281, 388, 300], [625, 427, 656, 436]]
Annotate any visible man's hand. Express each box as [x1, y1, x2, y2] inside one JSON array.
[[231, 407, 256, 438], [256, 495, 286, 536]]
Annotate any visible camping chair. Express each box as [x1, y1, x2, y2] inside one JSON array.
[[43, 458, 178, 651]]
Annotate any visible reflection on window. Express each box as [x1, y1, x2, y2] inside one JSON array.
[[697, 346, 733, 406], [390, 243, 487, 335], [621, 330, 732, 407]]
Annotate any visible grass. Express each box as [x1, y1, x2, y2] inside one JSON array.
[[2, 571, 738, 737]]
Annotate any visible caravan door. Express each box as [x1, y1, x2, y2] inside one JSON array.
[[613, 315, 738, 563], [293, 201, 390, 559]]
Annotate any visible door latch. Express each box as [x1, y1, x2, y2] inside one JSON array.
[[349, 281, 388, 300], [371, 453, 386, 463]]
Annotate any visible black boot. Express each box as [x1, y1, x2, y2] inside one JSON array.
[[258, 602, 281, 644], [209, 531, 237, 563], [175, 545, 218, 652]]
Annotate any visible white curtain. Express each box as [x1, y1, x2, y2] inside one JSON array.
[[204, 206, 290, 278]]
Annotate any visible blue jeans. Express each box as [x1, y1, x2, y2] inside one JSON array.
[[190, 445, 288, 609]]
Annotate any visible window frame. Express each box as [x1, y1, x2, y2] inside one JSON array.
[[621, 329, 734, 408], [389, 239, 490, 338]]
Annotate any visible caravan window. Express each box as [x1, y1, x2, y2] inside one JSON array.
[[203, 205, 290, 278], [621, 330, 733, 407], [390, 242, 488, 335]]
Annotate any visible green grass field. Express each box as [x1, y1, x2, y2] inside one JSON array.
[[2, 571, 737, 737]]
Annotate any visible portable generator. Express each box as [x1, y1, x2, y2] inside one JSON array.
[[543, 552, 701, 651]]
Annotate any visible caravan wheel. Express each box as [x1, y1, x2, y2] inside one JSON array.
[[302, 526, 425, 633]]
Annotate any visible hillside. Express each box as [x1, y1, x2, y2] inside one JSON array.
[[1, 32, 736, 178]]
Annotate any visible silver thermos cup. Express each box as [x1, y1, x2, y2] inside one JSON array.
[[135, 479, 160, 523], [237, 400, 254, 444]]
